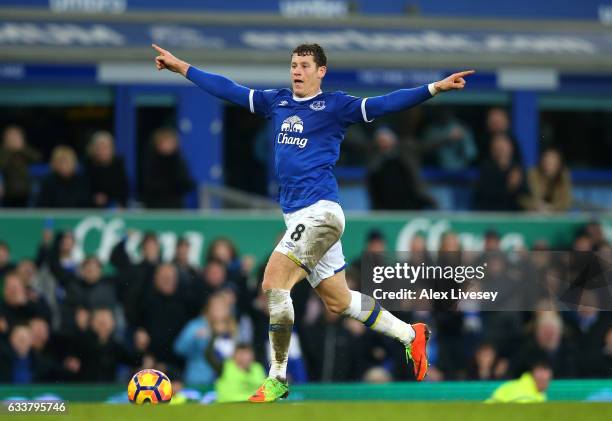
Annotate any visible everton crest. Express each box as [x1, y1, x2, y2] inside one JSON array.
[[309, 100, 326, 111]]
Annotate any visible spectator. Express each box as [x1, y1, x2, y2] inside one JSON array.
[[48, 256, 119, 332], [141, 128, 194, 209], [401, 233, 434, 268], [215, 343, 266, 402], [78, 308, 141, 382], [487, 361, 553, 403], [205, 237, 255, 318], [36, 146, 90, 208], [572, 233, 593, 252], [15, 259, 47, 308], [196, 259, 230, 298], [206, 237, 249, 279], [173, 237, 199, 287], [521, 148, 572, 212], [37, 229, 80, 275], [351, 229, 387, 275], [133, 264, 191, 367], [29, 317, 50, 356], [110, 231, 161, 324], [28, 317, 69, 382], [84, 131, 129, 208], [191, 259, 242, 321], [432, 232, 467, 378], [175, 292, 237, 385], [36, 230, 81, 320], [483, 229, 501, 252], [583, 220, 608, 250], [594, 327, 612, 378], [512, 311, 576, 378], [422, 109, 477, 170], [0, 240, 15, 281], [484, 108, 526, 163], [473, 134, 527, 211], [0, 125, 41, 207], [565, 292, 611, 376], [349, 229, 389, 294], [479, 253, 524, 358], [367, 127, 436, 210], [302, 306, 369, 382], [466, 342, 508, 380], [486, 108, 511, 138], [362, 366, 392, 383], [0, 325, 38, 383], [0, 272, 50, 329]]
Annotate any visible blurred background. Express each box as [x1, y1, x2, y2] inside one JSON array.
[[0, 0, 611, 403]]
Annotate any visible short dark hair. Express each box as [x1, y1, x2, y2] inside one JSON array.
[[367, 229, 385, 243], [141, 231, 158, 245], [292, 44, 327, 67], [531, 358, 553, 372], [235, 342, 253, 352], [82, 255, 102, 268]]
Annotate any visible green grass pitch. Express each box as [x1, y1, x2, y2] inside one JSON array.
[[6, 402, 606, 421]]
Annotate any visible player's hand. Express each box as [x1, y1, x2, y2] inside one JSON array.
[[152, 44, 190, 77], [433, 70, 475, 92]]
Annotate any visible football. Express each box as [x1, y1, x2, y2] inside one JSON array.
[[127, 369, 173, 404]]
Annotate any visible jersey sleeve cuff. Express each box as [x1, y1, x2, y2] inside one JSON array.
[[248, 89, 255, 113], [428, 83, 439, 97], [361, 98, 375, 123]]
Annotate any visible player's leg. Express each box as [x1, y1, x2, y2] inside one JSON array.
[[314, 270, 415, 345], [262, 251, 306, 380], [249, 251, 305, 403], [314, 269, 431, 381], [250, 201, 344, 402]]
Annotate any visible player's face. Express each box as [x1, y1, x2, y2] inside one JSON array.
[[290, 54, 326, 98]]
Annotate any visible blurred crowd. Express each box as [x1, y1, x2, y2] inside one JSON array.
[[0, 220, 610, 387], [1, 107, 575, 211], [0, 126, 194, 209], [366, 107, 573, 212]]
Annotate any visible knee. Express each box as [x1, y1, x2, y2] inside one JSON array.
[[261, 277, 277, 292], [262, 274, 294, 293]]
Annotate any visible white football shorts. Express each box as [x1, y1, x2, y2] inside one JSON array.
[[274, 200, 347, 288]]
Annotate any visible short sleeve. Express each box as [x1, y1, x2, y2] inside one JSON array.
[[336, 92, 373, 125], [250, 89, 280, 118]]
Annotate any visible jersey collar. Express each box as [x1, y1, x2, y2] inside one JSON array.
[[292, 90, 323, 102]]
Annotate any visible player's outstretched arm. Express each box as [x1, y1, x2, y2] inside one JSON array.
[[365, 70, 475, 120], [152, 44, 251, 109]]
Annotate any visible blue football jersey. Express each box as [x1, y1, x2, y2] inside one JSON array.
[[250, 88, 370, 213], [186, 66, 433, 213]]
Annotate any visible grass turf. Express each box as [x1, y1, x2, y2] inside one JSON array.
[[6, 402, 611, 421]]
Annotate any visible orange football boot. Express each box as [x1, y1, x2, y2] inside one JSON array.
[[406, 323, 431, 381]]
